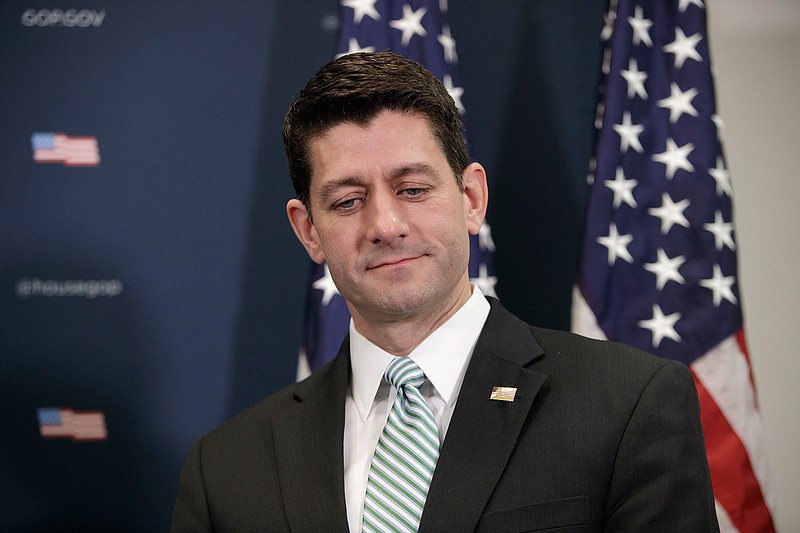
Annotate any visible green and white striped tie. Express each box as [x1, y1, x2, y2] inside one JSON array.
[[362, 357, 440, 533]]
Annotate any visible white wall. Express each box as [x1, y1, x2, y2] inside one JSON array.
[[709, 1, 800, 530]]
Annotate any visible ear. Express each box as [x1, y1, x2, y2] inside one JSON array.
[[461, 162, 489, 235], [286, 199, 326, 264]]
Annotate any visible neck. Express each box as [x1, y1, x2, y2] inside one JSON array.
[[350, 282, 473, 356]]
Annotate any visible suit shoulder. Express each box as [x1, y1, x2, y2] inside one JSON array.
[[481, 297, 689, 383], [199, 381, 299, 449], [199, 354, 343, 449], [528, 325, 690, 382]]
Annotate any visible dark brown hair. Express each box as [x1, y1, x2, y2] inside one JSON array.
[[282, 51, 468, 211]]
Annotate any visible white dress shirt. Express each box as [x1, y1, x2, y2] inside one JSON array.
[[343, 286, 491, 532]]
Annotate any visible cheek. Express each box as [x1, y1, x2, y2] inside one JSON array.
[[316, 227, 356, 267], [424, 214, 469, 256], [313, 217, 348, 247]]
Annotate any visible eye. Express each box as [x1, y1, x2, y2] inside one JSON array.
[[400, 187, 427, 198], [332, 196, 363, 211]]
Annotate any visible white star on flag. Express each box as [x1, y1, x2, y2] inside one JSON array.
[[657, 82, 699, 124], [470, 263, 497, 298], [337, 37, 376, 57], [620, 58, 648, 100], [663, 27, 703, 69], [442, 74, 464, 114], [478, 222, 496, 252], [628, 6, 653, 47], [703, 210, 736, 251], [437, 24, 458, 63], [389, 4, 427, 46], [644, 248, 686, 290], [647, 192, 691, 234], [638, 304, 682, 348], [341, 0, 380, 24], [711, 113, 724, 132], [652, 137, 695, 179], [604, 167, 638, 209], [312, 264, 340, 306], [678, 0, 705, 12], [700, 264, 738, 306], [597, 223, 634, 265], [612, 111, 644, 153], [708, 156, 732, 197]]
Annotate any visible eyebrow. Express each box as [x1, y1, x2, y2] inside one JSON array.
[[316, 176, 368, 205], [389, 162, 442, 181]]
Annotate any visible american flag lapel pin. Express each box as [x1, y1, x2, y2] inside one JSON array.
[[490, 386, 517, 402]]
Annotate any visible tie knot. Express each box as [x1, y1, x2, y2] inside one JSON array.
[[385, 357, 426, 390]]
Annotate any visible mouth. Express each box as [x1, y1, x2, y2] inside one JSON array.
[[366, 254, 425, 271]]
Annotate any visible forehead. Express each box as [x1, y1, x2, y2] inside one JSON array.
[[307, 110, 445, 182]]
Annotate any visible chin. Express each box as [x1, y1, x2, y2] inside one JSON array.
[[366, 285, 446, 317]]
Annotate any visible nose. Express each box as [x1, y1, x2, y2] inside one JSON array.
[[365, 190, 409, 245]]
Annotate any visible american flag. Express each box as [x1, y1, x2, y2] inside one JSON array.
[[571, 1, 774, 531], [296, 0, 497, 378], [37, 407, 108, 442], [31, 132, 101, 167]]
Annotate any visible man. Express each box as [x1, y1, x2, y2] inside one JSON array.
[[171, 52, 719, 532]]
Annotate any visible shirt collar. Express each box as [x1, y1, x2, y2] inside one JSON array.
[[349, 286, 491, 421]]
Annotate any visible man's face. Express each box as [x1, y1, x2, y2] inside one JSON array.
[[287, 110, 487, 327]]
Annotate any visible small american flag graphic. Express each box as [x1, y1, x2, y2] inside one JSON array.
[[37, 407, 108, 442], [31, 132, 101, 167]]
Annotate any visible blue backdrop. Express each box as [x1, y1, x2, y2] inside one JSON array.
[[0, 1, 605, 529]]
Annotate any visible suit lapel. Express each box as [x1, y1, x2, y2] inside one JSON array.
[[419, 298, 548, 532], [271, 343, 351, 532]]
